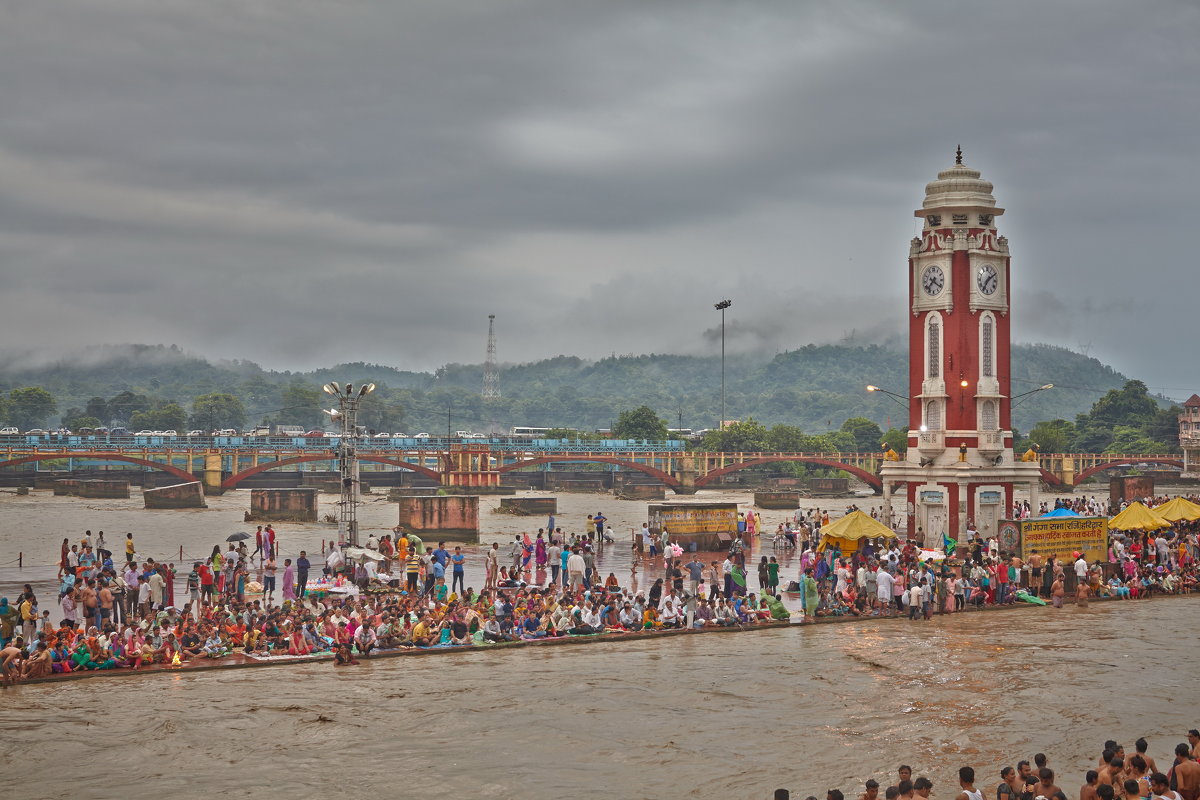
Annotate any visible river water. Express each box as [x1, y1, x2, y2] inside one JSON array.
[[1, 486, 1193, 799]]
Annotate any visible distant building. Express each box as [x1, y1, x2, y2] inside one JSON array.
[[1180, 394, 1200, 479]]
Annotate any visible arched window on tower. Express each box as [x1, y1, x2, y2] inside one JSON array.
[[981, 315, 995, 378], [926, 400, 942, 431], [981, 399, 997, 431], [927, 315, 941, 379]]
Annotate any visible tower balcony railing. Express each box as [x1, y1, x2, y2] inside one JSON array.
[[978, 430, 1003, 455], [1179, 435, 1200, 449], [917, 430, 944, 454]]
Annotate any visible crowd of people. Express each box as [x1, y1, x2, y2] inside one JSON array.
[[789, 495, 1200, 620], [776, 736, 1200, 800], [3, 496, 1199, 684]]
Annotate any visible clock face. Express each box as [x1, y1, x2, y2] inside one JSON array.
[[977, 264, 998, 295], [921, 265, 945, 296]]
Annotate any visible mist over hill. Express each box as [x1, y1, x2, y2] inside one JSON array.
[[0, 341, 1148, 437]]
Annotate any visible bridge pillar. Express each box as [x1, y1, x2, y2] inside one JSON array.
[[672, 455, 698, 495], [1060, 456, 1075, 486], [202, 453, 225, 496]]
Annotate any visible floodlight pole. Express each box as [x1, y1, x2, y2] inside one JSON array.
[[324, 382, 375, 547], [715, 299, 732, 428]]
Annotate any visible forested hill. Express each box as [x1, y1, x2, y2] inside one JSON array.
[[0, 342, 1147, 436]]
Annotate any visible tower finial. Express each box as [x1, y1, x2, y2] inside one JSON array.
[[955, 144, 963, 165]]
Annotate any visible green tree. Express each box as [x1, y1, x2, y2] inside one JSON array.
[[1103, 426, 1160, 455], [881, 427, 908, 454], [130, 403, 187, 433], [279, 381, 325, 429], [190, 393, 247, 431], [840, 416, 884, 452], [1026, 419, 1076, 453], [612, 405, 669, 440], [1144, 406, 1181, 452], [9, 387, 57, 430], [765, 424, 808, 451], [62, 411, 103, 431], [700, 418, 770, 452], [106, 390, 154, 423], [358, 396, 406, 434], [84, 396, 109, 422]]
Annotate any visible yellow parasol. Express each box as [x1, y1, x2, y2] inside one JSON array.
[[1107, 501, 1170, 531], [1152, 496, 1200, 523], [817, 510, 898, 553]]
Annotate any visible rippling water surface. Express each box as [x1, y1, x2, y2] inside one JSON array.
[[4, 597, 1196, 798], [2, 487, 1195, 798]]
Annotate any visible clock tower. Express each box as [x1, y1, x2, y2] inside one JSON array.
[[880, 148, 1042, 547]]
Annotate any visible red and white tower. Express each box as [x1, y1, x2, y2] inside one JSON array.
[[881, 148, 1041, 546]]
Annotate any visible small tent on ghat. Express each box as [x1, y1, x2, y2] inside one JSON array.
[[1107, 501, 1170, 531], [1153, 496, 1200, 523], [817, 510, 898, 553], [1038, 507, 1081, 519]]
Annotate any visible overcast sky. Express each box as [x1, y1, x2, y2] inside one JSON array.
[[1, 1, 1196, 396]]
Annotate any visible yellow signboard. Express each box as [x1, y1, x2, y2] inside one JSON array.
[[648, 504, 737, 535], [1018, 517, 1108, 563]]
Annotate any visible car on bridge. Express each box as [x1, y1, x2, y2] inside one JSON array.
[[304, 430, 326, 437], [414, 432, 430, 438], [0, 427, 18, 435], [134, 430, 155, 436]]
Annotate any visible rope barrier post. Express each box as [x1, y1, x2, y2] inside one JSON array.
[[18, 552, 22, 568], [180, 545, 183, 561]]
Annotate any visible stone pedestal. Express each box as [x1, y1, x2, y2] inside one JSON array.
[[247, 488, 319, 522], [77, 480, 130, 499], [754, 490, 801, 509], [616, 484, 666, 500], [397, 495, 479, 542], [498, 496, 557, 516], [144, 481, 208, 509], [54, 479, 80, 496]]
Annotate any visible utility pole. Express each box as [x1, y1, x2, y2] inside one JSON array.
[[714, 299, 732, 428]]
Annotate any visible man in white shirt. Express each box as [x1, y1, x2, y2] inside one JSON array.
[[566, 549, 586, 592], [876, 567, 895, 615], [1074, 555, 1088, 581]]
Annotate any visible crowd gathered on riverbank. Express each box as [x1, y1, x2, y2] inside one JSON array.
[[2, 494, 1199, 684], [776, 738, 1200, 800]]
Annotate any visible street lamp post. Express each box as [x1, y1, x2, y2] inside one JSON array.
[[1011, 383, 1055, 409], [865, 384, 910, 410], [323, 381, 375, 547], [714, 299, 732, 428]]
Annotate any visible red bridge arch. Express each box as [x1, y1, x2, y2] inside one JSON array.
[[220, 454, 441, 490], [1071, 457, 1184, 487], [496, 455, 681, 490], [0, 453, 197, 484], [695, 456, 882, 491]]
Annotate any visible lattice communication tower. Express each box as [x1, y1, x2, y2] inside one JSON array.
[[483, 314, 500, 399]]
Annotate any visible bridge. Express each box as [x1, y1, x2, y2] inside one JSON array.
[[0, 441, 1181, 494]]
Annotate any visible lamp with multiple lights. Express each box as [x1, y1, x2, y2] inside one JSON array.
[[322, 381, 375, 547]]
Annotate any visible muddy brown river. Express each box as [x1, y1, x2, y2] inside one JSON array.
[[1, 487, 1193, 799]]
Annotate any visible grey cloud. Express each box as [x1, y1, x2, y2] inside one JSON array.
[[0, 1, 1196, 395]]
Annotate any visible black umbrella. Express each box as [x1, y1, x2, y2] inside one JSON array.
[[227, 532, 252, 542]]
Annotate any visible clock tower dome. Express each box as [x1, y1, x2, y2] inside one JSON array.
[[880, 148, 1042, 547]]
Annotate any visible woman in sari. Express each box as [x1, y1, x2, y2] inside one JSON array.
[[798, 568, 819, 621]]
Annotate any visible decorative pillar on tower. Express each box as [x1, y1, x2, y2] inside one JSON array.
[[880, 148, 1042, 547]]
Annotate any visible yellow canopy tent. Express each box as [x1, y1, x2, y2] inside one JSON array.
[[1152, 496, 1200, 523], [817, 510, 898, 553], [1107, 501, 1170, 531]]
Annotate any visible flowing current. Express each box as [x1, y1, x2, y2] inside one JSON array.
[[1, 487, 1194, 798]]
